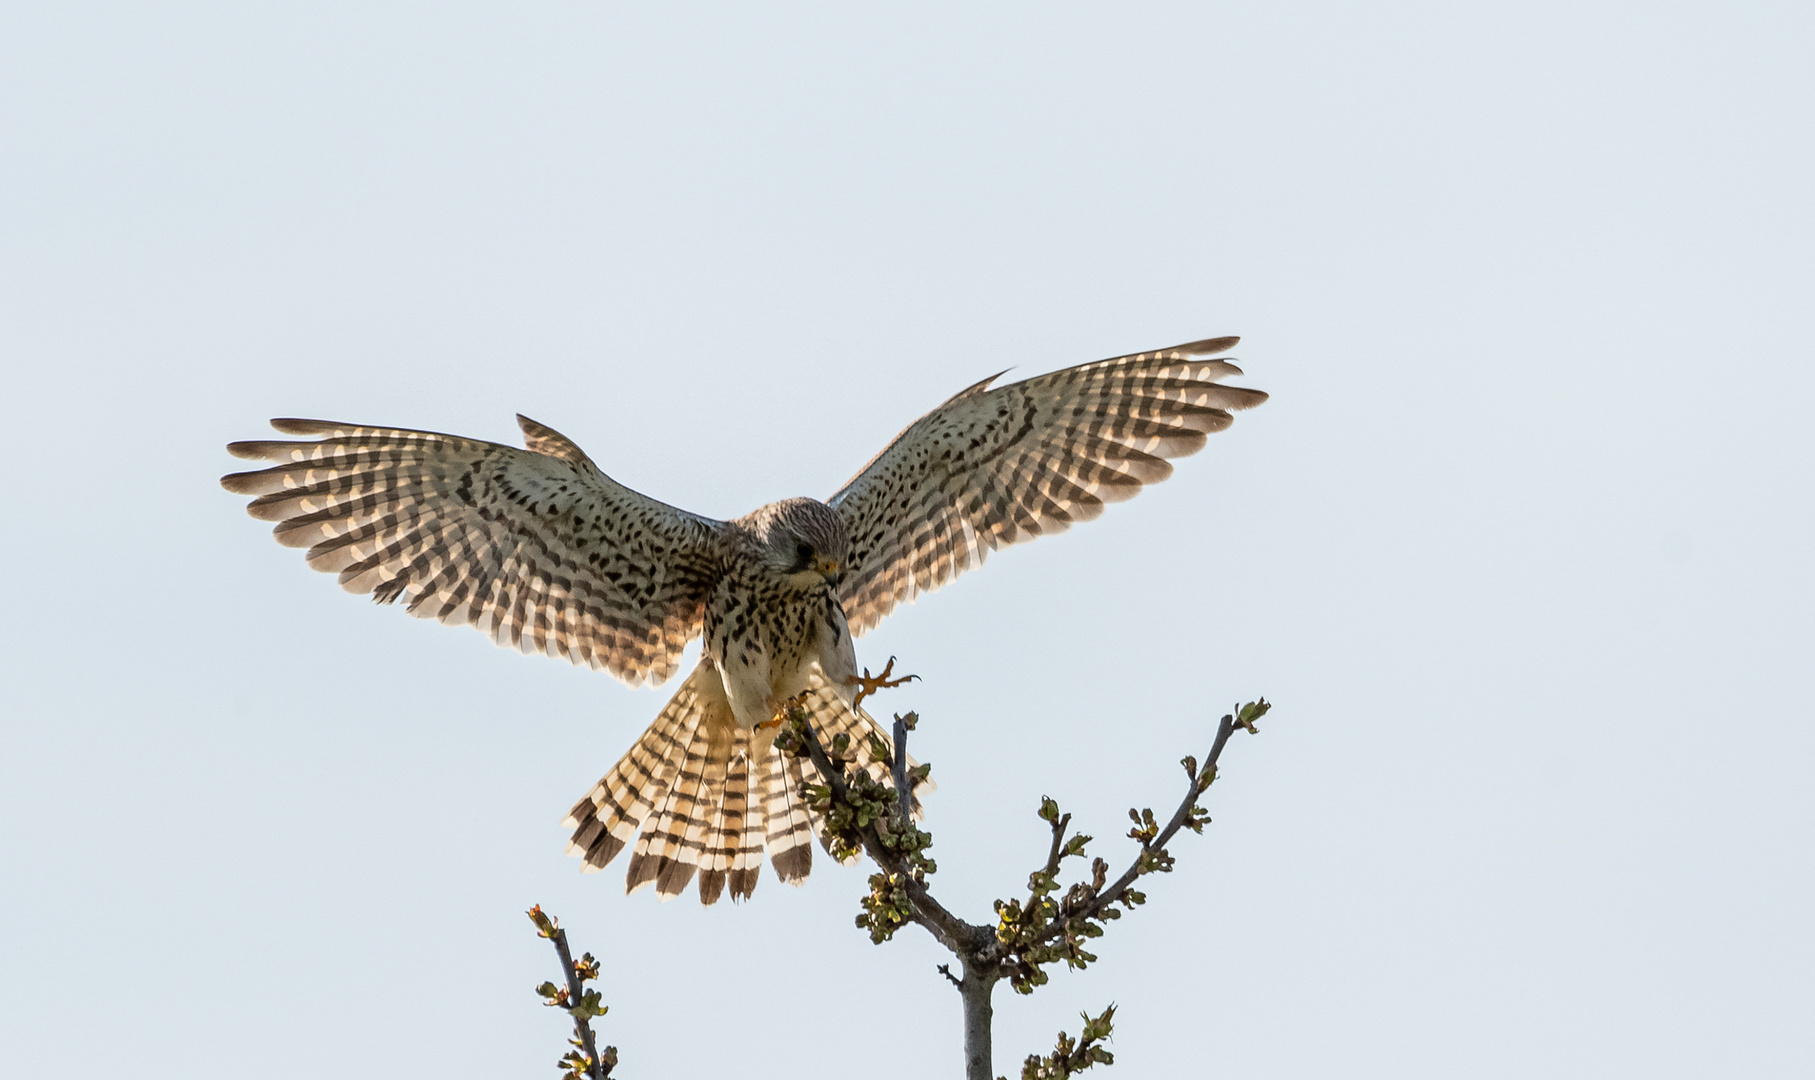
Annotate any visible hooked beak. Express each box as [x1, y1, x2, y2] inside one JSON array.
[[815, 557, 843, 588]]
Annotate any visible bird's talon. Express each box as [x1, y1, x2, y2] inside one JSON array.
[[760, 692, 812, 730], [845, 656, 919, 712]]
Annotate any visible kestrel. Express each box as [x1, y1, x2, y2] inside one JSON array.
[[221, 336, 1267, 903]]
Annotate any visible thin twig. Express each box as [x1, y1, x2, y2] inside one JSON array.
[[547, 927, 608, 1080], [1042, 811, 1072, 879], [1025, 712, 1240, 950], [528, 906, 613, 1080]]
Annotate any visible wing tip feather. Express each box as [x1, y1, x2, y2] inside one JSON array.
[[224, 437, 301, 463], [219, 467, 266, 491], [268, 418, 338, 436], [1173, 335, 1239, 355]]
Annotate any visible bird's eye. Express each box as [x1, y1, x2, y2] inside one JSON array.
[[795, 542, 814, 566]]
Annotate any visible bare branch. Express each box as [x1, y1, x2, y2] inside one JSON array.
[[892, 711, 915, 829]]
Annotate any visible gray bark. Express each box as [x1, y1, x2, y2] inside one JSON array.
[[960, 961, 998, 1080]]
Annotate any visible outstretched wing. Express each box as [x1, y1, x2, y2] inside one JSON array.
[[830, 337, 1267, 636], [222, 415, 723, 686]]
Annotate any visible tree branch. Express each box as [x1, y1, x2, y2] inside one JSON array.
[[780, 694, 1273, 1080], [892, 712, 914, 829], [791, 713, 988, 958], [527, 906, 615, 1080], [1014, 1004, 1117, 1079], [1024, 704, 1256, 951]]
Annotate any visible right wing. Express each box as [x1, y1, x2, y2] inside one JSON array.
[[222, 415, 723, 687]]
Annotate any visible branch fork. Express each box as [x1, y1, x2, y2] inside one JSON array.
[[780, 691, 1272, 1079]]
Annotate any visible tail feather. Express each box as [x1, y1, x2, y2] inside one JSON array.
[[563, 670, 703, 871], [761, 742, 815, 884], [697, 737, 763, 904], [622, 709, 720, 899], [563, 658, 927, 905]]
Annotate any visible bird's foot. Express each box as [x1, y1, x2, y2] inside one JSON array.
[[757, 692, 813, 730], [845, 656, 919, 713]]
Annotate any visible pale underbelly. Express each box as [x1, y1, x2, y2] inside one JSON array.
[[711, 641, 819, 730]]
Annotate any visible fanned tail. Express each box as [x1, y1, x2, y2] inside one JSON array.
[[563, 660, 926, 905]]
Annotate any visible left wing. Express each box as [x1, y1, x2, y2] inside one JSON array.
[[829, 337, 1267, 636]]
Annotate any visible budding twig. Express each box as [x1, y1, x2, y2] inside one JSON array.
[[1022, 700, 1267, 953], [527, 906, 615, 1080], [1015, 1004, 1118, 1079], [791, 713, 984, 957], [782, 691, 1272, 1080]]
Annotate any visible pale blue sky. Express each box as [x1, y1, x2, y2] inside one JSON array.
[[2, 3, 1811, 1077]]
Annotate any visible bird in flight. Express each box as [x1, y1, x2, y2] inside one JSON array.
[[221, 336, 1267, 904]]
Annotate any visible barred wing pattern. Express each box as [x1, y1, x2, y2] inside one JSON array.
[[830, 337, 1268, 635], [222, 416, 723, 687], [563, 661, 912, 904]]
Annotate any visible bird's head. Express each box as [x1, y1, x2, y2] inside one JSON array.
[[754, 498, 850, 591]]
